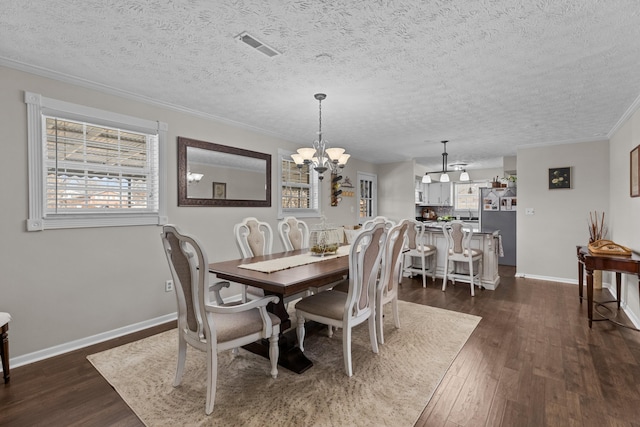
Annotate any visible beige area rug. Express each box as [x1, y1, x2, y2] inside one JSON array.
[[87, 301, 480, 427]]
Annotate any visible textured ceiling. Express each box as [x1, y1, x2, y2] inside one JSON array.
[[2, 0, 640, 171]]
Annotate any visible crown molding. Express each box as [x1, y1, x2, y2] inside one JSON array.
[[0, 57, 291, 142]]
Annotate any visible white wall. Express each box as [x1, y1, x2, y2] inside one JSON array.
[[609, 108, 640, 324], [0, 65, 374, 360], [516, 140, 609, 281]]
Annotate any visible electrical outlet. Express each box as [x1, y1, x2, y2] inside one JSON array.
[[165, 280, 174, 292]]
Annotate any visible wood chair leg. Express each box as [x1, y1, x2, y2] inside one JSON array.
[[1, 324, 9, 384]]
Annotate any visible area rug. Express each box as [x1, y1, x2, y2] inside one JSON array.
[[87, 301, 480, 426]]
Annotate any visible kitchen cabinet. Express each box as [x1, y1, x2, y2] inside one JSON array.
[[410, 226, 500, 290], [415, 176, 427, 205], [427, 182, 452, 205]]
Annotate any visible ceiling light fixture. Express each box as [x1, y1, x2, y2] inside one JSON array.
[[187, 171, 203, 184], [421, 140, 468, 183], [291, 93, 350, 180]]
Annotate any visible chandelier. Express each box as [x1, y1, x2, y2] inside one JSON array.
[[421, 140, 469, 183], [291, 93, 350, 180]]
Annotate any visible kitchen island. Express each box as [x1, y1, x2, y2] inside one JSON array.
[[407, 222, 501, 290]]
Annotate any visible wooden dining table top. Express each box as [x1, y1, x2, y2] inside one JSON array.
[[208, 248, 350, 298]]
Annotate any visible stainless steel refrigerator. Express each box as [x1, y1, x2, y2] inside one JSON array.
[[480, 187, 516, 266]]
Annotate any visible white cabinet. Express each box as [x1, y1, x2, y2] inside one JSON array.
[[415, 176, 427, 205], [424, 228, 500, 290], [427, 182, 452, 205]]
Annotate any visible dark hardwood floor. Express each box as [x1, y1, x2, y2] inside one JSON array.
[[2, 267, 640, 426]]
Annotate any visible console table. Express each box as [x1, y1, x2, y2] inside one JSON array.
[[576, 245, 640, 329]]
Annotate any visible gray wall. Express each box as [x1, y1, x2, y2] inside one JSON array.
[[0, 65, 372, 361], [516, 140, 610, 279]]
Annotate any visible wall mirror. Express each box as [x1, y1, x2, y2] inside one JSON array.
[[177, 136, 271, 207]]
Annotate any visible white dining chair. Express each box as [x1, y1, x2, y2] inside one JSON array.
[[233, 217, 273, 301], [295, 222, 387, 377], [375, 220, 408, 344], [161, 225, 280, 415], [361, 216, 395, 231], [278, 216, 310, 251]]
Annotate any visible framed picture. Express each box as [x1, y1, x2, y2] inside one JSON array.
[[548, 167, 571, 189], [631, 144, 640, 197], [213, 182, 226, 200]]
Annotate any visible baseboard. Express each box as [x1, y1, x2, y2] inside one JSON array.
[[10, 312, 177, 370], [514, 272, 576, 284]]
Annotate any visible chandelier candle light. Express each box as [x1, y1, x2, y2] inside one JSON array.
[[291, 93, 350, 180]]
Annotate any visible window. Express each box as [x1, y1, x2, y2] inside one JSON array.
[[453, 181, 488, 212], [357, 172, 377, 223], [277, 149, 320, 218], [25, 92, 167, 230]]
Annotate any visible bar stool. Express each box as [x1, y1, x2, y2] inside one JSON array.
[[442, 221, 483, 296]]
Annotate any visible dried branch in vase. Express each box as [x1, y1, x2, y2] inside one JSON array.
[[588, 211, 607, 243]]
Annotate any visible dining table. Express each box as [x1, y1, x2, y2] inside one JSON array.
[[208, 247, 350, 373]]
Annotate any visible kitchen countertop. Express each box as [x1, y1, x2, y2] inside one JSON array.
[[420, 221, 500, 236]]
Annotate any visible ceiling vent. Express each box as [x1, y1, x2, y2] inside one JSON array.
[[237, 32, 281, 57]]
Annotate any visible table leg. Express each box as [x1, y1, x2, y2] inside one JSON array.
[[1, 323, 9, 383], [586, 268, 593, 328], [578, 260, 584, 302], [616, 272, 622, 309], [242, 291, 313, 374]]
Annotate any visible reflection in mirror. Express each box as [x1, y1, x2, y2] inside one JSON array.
[[178, 137, 271, 207]]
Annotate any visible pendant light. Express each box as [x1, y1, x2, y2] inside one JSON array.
[[422, 140, 469, 182], [439, 140, 450, 182]]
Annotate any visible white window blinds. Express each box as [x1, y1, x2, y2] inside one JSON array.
[[44, 117, 159, 214], [278, 149, 320, 218]]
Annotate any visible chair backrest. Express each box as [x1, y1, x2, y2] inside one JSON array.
[[278, 216, 310, 251], [362, 216, 395, 231], [346, 222, 388, 318], [380, 220, 409, 296], [443, 221, 473, 255], [160, 225, 212, 344], [405, 219, 424, 250], [234, 217, 273, 258]]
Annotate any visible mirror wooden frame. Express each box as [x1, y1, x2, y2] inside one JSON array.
[[177, 136, 271, 207]]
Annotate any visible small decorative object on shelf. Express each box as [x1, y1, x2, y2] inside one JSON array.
[[587, 211, 607, 243], [588, 239, 632, 256], [586, 211, 631, 255], [504, 175, 517, 187]]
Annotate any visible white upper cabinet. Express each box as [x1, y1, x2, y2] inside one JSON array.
[[427, 182, 452, 205]]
